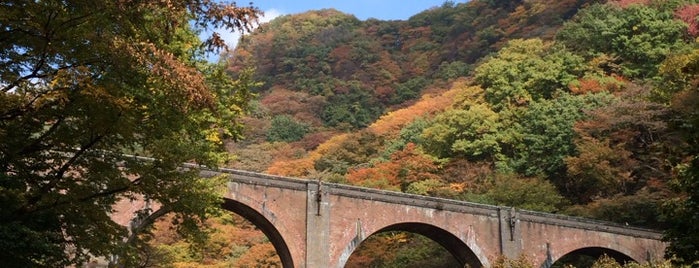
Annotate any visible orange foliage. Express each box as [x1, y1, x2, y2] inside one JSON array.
[[368, 79, 465, 138], [499, 2, 547, 36], [388, 143, 440, 185], [346, 162, 400, 187], [569, 75, 626, 95], [227, 30, 275, 73], [150, 214, 181, 245], [440, 159, 494, 192], [330, 44, 352, 59], [374, 85, 395, 101], [346, 143, 439, 190], [150, 214, 281, 267], [570, 78, 603, 94], [371, 51, 403, 85], [313, 133, 351, 155], [266, 134, 350, 177], [265, 157, 315, 177], [234, 243, 282, 267], [402, 26, 432, 45], [330, 45, 359, 79]]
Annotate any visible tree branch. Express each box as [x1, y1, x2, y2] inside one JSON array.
[[54, 133, 105, 180], [12, 134, 107, 217], [77, 178, 141, 203], [15, 116, 65, 157], [125, 205, 172, 246], [16, 177, 142, 218]]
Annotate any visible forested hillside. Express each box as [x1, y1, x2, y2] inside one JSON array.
[[151, 0, 699, 266]]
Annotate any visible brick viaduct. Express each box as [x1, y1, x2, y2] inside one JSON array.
[[197, 168, 665, 268]]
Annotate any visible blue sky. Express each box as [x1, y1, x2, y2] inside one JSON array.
[[252, 0, 460, 21], [207, 0, 464, 61]]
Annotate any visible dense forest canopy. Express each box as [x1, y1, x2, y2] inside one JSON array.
[[220, 0, 699, 266], [2, 0, 699, 266]]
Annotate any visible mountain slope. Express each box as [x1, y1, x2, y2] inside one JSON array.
[[227, 0, 594, 129], [158, 0, 699, 266]]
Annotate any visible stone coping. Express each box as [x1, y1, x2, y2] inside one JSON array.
[[205, 166, 663, 240]]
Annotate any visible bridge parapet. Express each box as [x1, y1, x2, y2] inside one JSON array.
[[217, 167, 662, 238], [517, 209, 662, 240], [199, 167, 665, 268]]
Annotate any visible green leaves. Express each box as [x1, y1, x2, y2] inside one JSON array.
[[508, 92, 613, 178], [422, 104, 502, 160], [486, 175, 567, 213], [474, 39, 586, 111], [556, 3, 689, 79], [321, 81, 384, 128], [0, 0, 261, 266], [266, 115, 310, 142]]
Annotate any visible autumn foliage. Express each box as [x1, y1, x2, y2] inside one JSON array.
[[676, 4, 699, 37], [169, 0, 699, 266]]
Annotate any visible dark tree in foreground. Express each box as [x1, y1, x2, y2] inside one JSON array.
[[0, 0, 261, 266]]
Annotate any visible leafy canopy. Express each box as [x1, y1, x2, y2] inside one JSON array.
[[556, 3, 689, 79], [474, 38, 585, 111], [0, 0, 261, 266]]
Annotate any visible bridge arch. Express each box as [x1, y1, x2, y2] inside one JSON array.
[[220, 198, 293, 268], [550, 246, 636, 267], [220, 170, 666, 267], [338, 222, 485, 268]]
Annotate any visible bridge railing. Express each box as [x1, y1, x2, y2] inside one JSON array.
[[201, 165, 663, 240]]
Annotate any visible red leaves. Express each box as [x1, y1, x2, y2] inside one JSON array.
[[569, 75, 625, 95], [675, 4, 699, 37]]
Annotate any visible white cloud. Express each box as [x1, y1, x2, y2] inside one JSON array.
[[223, 8, 283, 48], [260, 8, 284, 24]]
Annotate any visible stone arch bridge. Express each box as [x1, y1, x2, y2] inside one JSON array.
[[197, 168, 665, 268]]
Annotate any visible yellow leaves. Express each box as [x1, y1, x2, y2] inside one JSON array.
[[659, 49, 699, 83], [491, 255, 534, 268], [265, 157, 315, 177], [234, 243, 282, 267], [43, 65, 140, 112], [204, 129, 222, 144], [451, 82, 487, 109], [449, 182, 466, 192], [565, 136, 635, 201], [150, 213, 281, 268]]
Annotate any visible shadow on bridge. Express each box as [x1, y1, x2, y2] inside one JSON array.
[[339, 222, 483, 268], [221, 198, 294, 267], [551, 247, 635, 268]]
